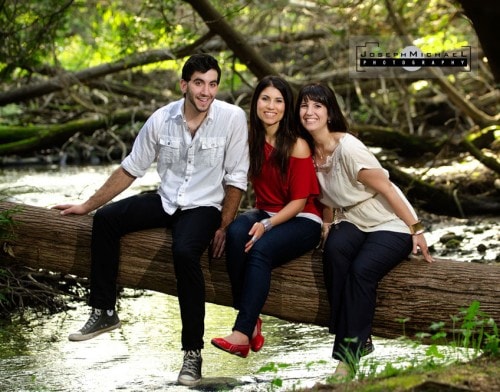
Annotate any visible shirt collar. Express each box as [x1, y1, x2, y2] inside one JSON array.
[[172, 98, 216, 124]]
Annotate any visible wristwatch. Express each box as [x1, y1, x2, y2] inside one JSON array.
[[260, 218, 273, 232]]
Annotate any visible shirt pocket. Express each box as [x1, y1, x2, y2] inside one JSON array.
[[159, 137, 181, 164], [199, 137, 226, 166]]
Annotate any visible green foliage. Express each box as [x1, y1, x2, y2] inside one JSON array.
[[377, 361, 400, 378], [0, 0, 479, 88], [0, 104, 23, 125], [57, 0, 191, 69], [345, 301, 498, 385], [425, 344, 445, 359], [417, 300, 500, 362], [1, 0, 492, 167], [256, 362, 291, 390], [483, 321, 500, 357], [458, 300, 499, 356], [0, 204, 20, 242], [0, 0, 73, 79], [396, 317, 411, 337], [0, 203, 20, 313], [257, 361, 292, 373]]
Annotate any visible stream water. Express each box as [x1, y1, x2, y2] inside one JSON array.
[[0, 164, 497, 391]]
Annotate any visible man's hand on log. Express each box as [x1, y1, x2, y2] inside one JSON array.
[[52, 203, 89, 216], [210, 227, 226, 259]]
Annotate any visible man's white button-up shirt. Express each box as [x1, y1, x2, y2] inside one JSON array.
[[121, 98, 249, 214]]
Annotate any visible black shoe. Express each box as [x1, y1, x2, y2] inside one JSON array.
[[68, 308, 121, 341], [177, 349, 202, 386], [362, 335, 374, 356]]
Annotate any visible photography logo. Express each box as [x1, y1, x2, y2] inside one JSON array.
[[349, 37, 475, 78]]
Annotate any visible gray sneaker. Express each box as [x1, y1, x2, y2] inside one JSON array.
[[68, 308, 121, 341], [177, 350, 202, 386]]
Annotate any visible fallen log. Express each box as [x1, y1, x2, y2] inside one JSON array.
[[1, 201, 499, 344]]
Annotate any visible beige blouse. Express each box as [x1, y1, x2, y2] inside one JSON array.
[[315, 133, 416, 233]]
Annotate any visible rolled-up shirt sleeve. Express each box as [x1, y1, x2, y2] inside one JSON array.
[[121, 111, 162, 178], [222, 108, 249, 191]]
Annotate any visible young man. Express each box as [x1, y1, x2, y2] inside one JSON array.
[[53, 54, 249, 386]]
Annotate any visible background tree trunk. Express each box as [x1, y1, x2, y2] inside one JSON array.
[[183, 0, 277, 79], [0, 110, 149, 155], [455, 0, 500, 84], [385, 162, 500, 217]]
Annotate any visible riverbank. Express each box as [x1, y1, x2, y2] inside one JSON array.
[[300, 355, 500, 391]]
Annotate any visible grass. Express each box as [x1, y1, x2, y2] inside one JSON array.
[[256, 300, 499, 391], [0, 202, 20, 242]]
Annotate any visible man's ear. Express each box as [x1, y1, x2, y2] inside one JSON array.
[[180, 79, 188, 94]]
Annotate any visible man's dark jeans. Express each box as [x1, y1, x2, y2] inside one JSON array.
[[89, 192, 221, 350]]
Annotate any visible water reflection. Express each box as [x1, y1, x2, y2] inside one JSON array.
[[0, 164, 488, 391], [0, 164, 159, 208], [0, 291, 326, 391], [0, 290, 444, 392]]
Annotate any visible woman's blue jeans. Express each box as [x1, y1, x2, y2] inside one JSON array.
[[89, 192, 221, 351], [225, 209, 321, 340], [323, 221, 412, 363]]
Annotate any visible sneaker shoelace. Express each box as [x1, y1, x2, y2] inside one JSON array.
[[181, 351, 200, 374], [81, 310, 101, 331]]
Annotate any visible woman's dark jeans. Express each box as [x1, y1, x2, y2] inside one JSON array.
[[89, 192, 221, 351], [225, 209, 321, 340], [323, 221, 412, 363]]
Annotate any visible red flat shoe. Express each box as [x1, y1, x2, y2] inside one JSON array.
[[211, 337, 250, 358], [250, 317, 265, 352]]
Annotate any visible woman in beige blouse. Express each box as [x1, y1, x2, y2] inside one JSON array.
[[296, 82, 434, 379]]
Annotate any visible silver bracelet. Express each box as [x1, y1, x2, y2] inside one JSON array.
[[260, 218, 273, 232]]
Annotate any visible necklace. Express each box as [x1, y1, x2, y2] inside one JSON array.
[[315, 138, 338, 164]]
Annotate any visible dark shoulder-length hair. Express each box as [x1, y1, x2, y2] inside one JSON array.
[[249, 75, 297, 179], [295, 83, 352, 152]]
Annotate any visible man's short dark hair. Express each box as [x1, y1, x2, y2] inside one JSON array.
[[182, 54, 222, 84]]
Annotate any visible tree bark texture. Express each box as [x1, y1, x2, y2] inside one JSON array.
[[1, 201, 498, 344], [183, 0, 277, 79]]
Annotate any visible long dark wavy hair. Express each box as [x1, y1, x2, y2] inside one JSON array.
[[249, 75, 297, 179], [295, 83, 352, 153]]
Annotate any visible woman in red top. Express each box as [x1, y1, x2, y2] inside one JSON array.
[[211, 76, 322, 358]]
